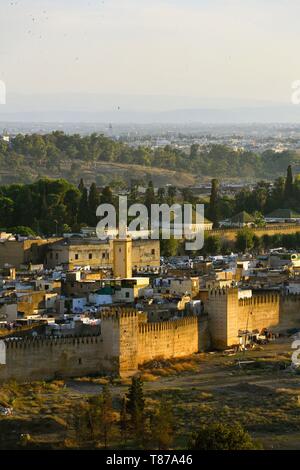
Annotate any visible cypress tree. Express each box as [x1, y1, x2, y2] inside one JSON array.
[[209, 178, 220, 228], [150, 400, 174, 450], [126, 376, 145, 425], [284, 165, 293, 201], [78, 187, 89, 224], [88, 182, 100, 226], [100, 186, 114, 205], [145, 180, 155, 211], [119, 397, 129, 444], [78, 178, 85, 193]]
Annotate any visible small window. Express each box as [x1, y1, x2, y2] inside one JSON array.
[[102, 253, 106, 259], [151, 249, 155, 255], [55, 253, 58, 260], [89, 253, 93, 259], [78, 358, 82, 365], [119, 248, 122, 253], [75, 254, 79, 260], [125, 292, 130, 298]]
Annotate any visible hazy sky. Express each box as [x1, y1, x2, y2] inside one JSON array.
[[0, 0, 299, 105]]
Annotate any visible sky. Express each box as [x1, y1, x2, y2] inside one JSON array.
[[0, 0, 299, 111]]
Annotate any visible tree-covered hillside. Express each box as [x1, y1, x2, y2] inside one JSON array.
[[0, 132, 298, 180]]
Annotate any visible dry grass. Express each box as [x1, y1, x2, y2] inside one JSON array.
[[74, 376, 109, 385], [140, 355, 201, 378]]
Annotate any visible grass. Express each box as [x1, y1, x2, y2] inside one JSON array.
[[0, 339, 299, 449], [139, 355, 201, 378]]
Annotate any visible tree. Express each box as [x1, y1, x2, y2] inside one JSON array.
[[119, 397, 129, 445], [189, 422, 260, 450], [167, 186, 177, 205], [129, 180, 139, 205], [150, 400, 174, 450], [0, 196, 14, 227], [9, 226, 36, 237], [160, 237, 180, 257], [74, 386, 115, 449], [157, 187, 166, 204], [235, 227, 254, 253], [284, 165, 293, 201], [126, 376, 145, 442], [203, 235, 221, 255], [145, 180, 155, 211], [73, 402, 94, 445], [78, 178, 85, 193], [97, 385, 114, 448], [64, 188, 81, 227], [88, 182, 100, 226], [209, 179, 220, 228], [100, 186, 114, 205], [253, 211, 265, 227], [78, 187, 89, 224]]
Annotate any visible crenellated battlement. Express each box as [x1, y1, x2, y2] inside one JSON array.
[[4, 333, 101, 349], [238, 293, 279, 307], [138, 316, 198, 334], [208, 287, 231, 297], [281, 293, 300, 302], [100, 307, 139, 321]]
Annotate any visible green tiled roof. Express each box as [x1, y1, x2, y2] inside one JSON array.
[[230, 211, 254, 224], [266, 208, 300, 219]]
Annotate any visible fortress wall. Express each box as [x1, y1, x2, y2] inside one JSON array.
[[198, 316, 211, 352], [119, 311, 140, 377], [207, 288, 280, 348], [0, 310, 209, 382], [136, 317, 200, 364], [279, 295, 300, 329], [238, 294, 280, 333], [0, 334, 118, 383], [210, 225, 300, 243], [207, 288, 235, 349]]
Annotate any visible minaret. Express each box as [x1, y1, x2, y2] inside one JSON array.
[[113, 236, 132, 278]]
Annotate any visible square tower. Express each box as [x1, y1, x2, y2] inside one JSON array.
[[113, 237, 132, 278]]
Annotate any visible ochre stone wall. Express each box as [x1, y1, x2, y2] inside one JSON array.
[[280, 295, 300, 329], [137, 317, 200, 365], [0, 335, 118, 383], [1, 292, 297, 383], [238, 294, 280, 334], [0, 310, 209, 383], [210, 225, 300, 243], [207, 288, 280, 349], [0, 239, 62, 268]]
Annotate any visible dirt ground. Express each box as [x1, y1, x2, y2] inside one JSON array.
[[1, 337, 300, 449]]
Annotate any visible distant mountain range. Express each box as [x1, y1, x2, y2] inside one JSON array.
[[0, 93, 300, 123]]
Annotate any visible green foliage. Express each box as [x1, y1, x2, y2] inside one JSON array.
[[0, 132, 298, 179], [150, 400, 174, 450], [202, 234, 222, 256], [160, 237, 181, 257], [235, 228, 255, 253], [126, 376, 145, 421], [73, 385, 114, 448], [126, 376, 146, 444], [9, 226, 37, 237], [189, 422, 261, 450], [208, 178, 220, 228]]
